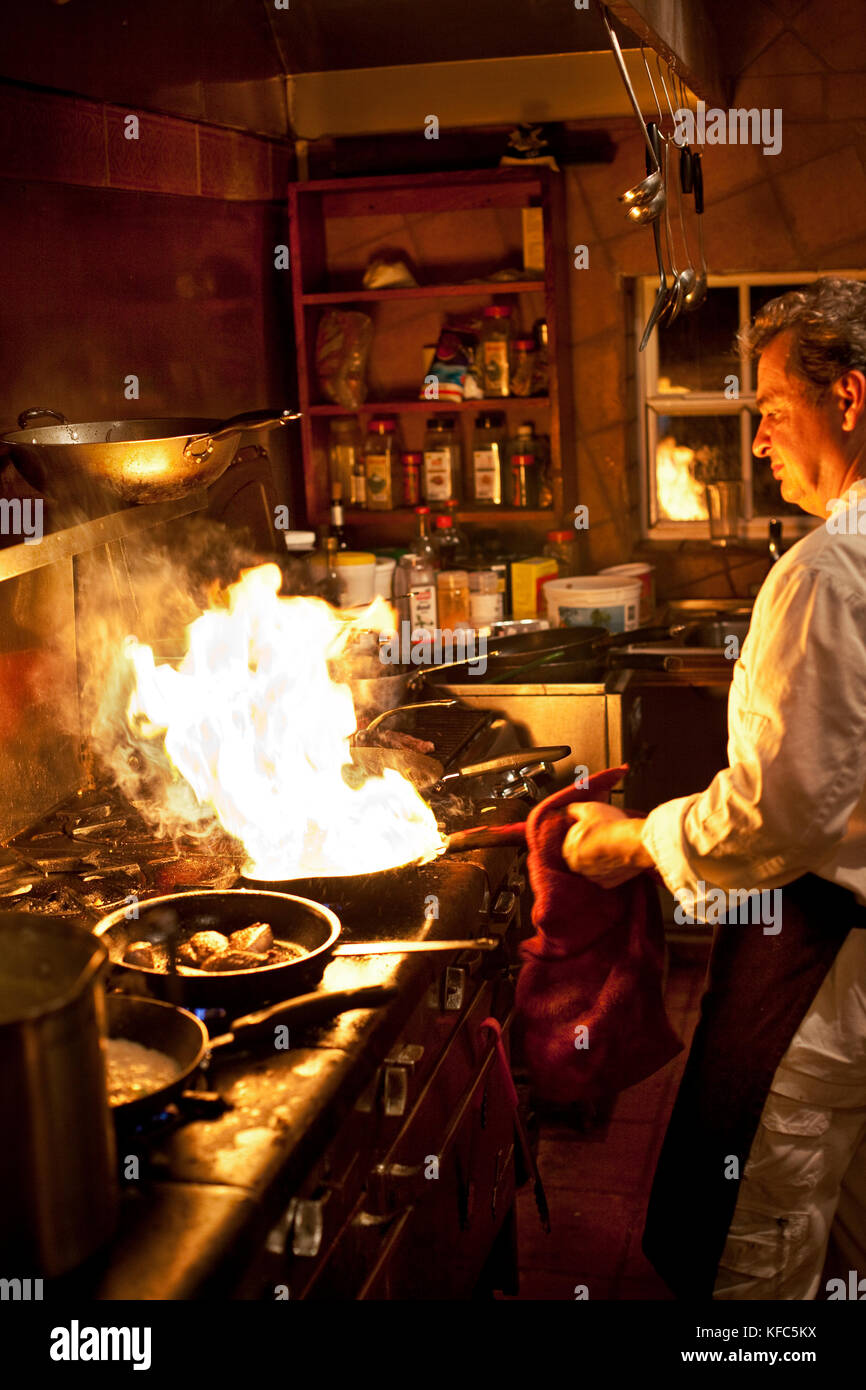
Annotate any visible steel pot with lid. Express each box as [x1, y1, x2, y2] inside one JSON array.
[[0, 914, 118, 1276]]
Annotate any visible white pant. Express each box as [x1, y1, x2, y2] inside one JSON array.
[[713, 927, 866, 1300]]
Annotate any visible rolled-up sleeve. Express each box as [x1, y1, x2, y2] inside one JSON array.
[[642, 563, 866, 899]]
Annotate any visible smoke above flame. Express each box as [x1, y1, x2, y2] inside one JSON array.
[[119, 563, 444, 878]]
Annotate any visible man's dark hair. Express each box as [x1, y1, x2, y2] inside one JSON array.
[[739, 276, 866, 398]]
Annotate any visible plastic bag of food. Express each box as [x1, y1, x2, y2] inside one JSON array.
[[316, 310, 373, 408]]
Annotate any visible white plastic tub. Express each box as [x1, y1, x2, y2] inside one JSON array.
[[599, 562, 655, 623], [543, 574, 642, 633]]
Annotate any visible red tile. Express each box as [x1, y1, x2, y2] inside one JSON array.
[[199, 128, 271, 201], [106, 107, 197, 195], [0, 87, 105, 187], [536, 1122, 660, 1197], [518, 1187, 639, 1281]]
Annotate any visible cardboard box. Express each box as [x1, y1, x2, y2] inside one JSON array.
[[521, 207, 545, 275], [511, 556, 559, 620]]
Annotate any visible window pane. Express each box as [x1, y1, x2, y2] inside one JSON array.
[[748, 412, 804, 518], [748, 282, 808, 320], [653, 413, 741, 521], [656, 288, 740, 394]]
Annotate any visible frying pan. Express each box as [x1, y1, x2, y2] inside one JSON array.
[[0, 407, 300, 506], [106, 985, 397, 1126], [95, 890, 500, 1009], [407, 623, 683, 690]]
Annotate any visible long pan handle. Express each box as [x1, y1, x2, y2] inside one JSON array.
[[447, 823, 528, 852], [220, 984, 398, 1047], [334, 937, 500, 956]]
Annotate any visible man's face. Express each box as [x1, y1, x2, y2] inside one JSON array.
[[752, 331, 838, 517]]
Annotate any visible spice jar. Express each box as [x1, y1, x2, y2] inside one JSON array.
[[422, 416, 462, 503], [401, 451, 422, 507], [363, 416, 401, 510], [511, 452, 539, 509], [542, 530, 577, 576], [510, 338, 536, 397], [470, 411, 506, 505], [437, 569, 470, 629], [469, 569, 502, 626], [531, 319, 550, 396], [479, 305, 513, 397]]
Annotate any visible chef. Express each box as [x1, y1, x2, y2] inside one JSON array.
[[563, 276, 866, 1300]]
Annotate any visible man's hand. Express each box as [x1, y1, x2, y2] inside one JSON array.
[[562, 802, 654, 888]]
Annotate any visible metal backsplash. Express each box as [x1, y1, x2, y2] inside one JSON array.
[[0, 494, 206, 840]]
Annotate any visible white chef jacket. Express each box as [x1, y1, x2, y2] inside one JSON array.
[[642, 476, 866, 910]]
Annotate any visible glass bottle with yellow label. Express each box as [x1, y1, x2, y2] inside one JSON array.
[[363, 416, 401, 510]]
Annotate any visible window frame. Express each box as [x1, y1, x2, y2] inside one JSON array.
[[636, 270, 866, 542]]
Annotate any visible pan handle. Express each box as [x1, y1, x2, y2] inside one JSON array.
[[219, 984, 398, 1049], [17, 407, 69, 430], [183, 409, 301, 462], [363, 698, 459, 735], [335, 937, 500, 956]]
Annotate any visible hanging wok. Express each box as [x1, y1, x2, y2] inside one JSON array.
[[0, 407, 300, 506]]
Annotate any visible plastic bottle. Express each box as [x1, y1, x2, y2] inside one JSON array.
[[433, 504, 470, 571], [437, 569, 471, 629]]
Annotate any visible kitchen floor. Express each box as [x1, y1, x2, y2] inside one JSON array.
[[500, 944, 708, 1301]]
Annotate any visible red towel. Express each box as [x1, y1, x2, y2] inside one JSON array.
[[514, 767, 682, 1117]]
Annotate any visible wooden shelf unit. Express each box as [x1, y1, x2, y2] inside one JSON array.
[[287, 168, 575, 543]]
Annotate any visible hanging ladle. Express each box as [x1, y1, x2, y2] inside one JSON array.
[[684, 150, 708, 311], [638, 122, 669, 352], [620, 44, 665, 221], [655, 60, 693, 326], [600, 9, 664, 221]]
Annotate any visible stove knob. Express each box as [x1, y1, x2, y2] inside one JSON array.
[[443, 965, 467, 1011], [382, 1064, 409, 1117], [291, 1195, 328, 1258]]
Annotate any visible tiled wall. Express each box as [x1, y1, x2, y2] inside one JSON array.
[[0, 80, 300, 522], [565, 5, 866, 598], [0, 83, 291, 200]]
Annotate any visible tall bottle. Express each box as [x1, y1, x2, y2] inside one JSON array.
[[394, 554, 438, 637], [433, 503, 470, 571], [410, 505, 437, 568], [328, 417, 363, 505], [329, 482, 350, 550]]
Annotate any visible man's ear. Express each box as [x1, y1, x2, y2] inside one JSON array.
[[833, 369, 866, 432]]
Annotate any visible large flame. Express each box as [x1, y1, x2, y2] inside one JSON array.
[[656, 434, 709, 521], [123, 564, 444, 878]]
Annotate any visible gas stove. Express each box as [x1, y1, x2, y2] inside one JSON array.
[[0, 702, 528, 925]]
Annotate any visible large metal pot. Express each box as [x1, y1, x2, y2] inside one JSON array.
[[0, 407, 300, 506], [0, 914, 118, 1276]]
